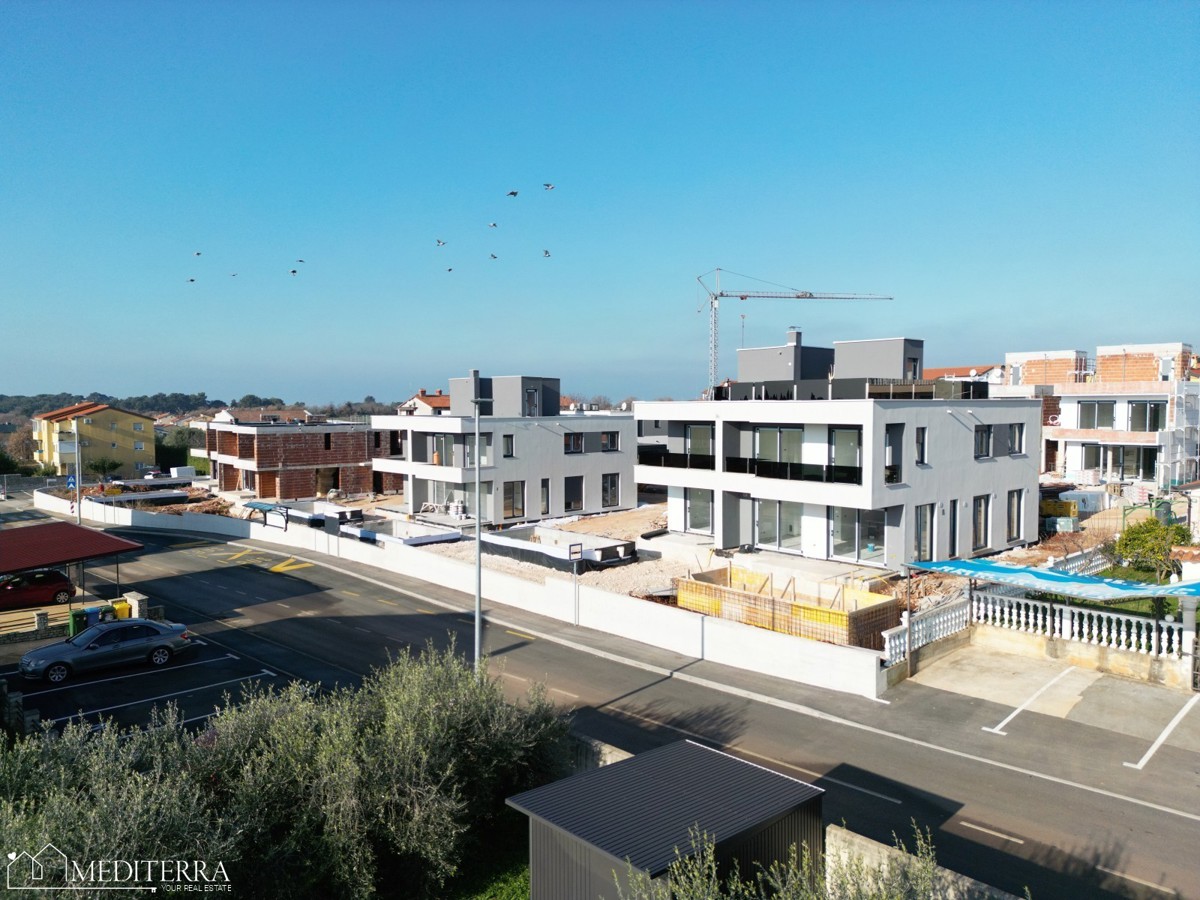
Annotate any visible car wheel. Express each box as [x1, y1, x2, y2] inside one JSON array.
[[46, 663, 70, 684], [149, 647, 172, 667], [52, 590, 72, 604]]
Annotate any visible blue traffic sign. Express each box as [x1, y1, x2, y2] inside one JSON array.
[[66, 475, 76, 489]]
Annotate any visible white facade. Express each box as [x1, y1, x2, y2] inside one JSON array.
[[634, 397, 1041, 570], [372, 375, 636, 526]]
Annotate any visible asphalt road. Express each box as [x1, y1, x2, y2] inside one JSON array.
[[3, 528, 1197, 899]]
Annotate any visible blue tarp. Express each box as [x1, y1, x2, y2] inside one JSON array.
[[908, 559, 1200, 602]]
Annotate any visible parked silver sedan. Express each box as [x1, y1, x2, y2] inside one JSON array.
[[20, 618, 196, 684]]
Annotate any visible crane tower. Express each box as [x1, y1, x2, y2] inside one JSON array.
[[697, 268, 892, 398]]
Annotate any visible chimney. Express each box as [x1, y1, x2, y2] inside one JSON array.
[[436, 389, 443, 396], [418, 389, 427, 397]]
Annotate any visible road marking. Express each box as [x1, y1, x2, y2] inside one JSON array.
[[1095, 865, 1177, 894], [982, 666, 1076, 735], [51, 671, 278, 722], [278, 603, 291, 608], [959, 821, 1025, 844], [269, 557, 314, 573], [1124, 694, 1200, 771], [549, 686, 579, 699], [376, 598, 398, 606], [354, 626, 371, 633], [506, 630, 536, 641], [418, 609, 436, 614], [226, 549, 256, 561], [612, 705, 902, 803], [456, 617, 474, 625], [23, 654, 240, 696], [501, 672, 530, 682], [342, 590, 360, 597]]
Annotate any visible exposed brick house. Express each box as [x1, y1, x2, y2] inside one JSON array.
[[997, 343, 1200, 490], [204, 409, 404, 501]]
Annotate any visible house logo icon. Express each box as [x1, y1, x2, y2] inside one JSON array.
[[6, 842, 69, 890]]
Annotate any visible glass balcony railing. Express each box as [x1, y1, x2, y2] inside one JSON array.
[[724, 457, 862, 485], [637, 450, 716, 470]]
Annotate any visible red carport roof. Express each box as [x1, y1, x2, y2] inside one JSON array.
[[0, 522, 143, 573]]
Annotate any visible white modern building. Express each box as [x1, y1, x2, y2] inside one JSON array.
[[635, 332, 1041, 570], [371, 372, 636, 527], [997, 342, 1200, 494]]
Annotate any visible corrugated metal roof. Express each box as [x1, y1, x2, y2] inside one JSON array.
[[0, 522, 143, 573], [507, 740, 823, 877]]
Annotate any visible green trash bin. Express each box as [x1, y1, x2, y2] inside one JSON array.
[[68, 609, 89, 637], [97, 605, 117, 623]]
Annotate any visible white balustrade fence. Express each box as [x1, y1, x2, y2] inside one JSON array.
[[882, 597, 971, 668], [973, 591, 1185, 658], [1045, 546, 1110, 577]]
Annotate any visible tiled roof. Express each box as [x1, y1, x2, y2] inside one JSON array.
[[34, 402, 153, 423]]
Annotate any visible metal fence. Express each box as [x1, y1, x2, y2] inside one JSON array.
[[1, 474, 71, 495]]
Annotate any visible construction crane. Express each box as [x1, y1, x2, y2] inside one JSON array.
[[697, 268, 892, 398]]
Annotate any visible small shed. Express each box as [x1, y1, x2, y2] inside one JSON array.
[[507, 740, 824, 900]]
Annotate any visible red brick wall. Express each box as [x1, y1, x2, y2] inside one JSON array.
[[1014, 357, 1084, 385], [257, 471, 278, 499], [278, 469, 316, 501], [378, 473, 404, 493], [1041, 396, 1061, 425], [252, 431, 372, 468], [1096, 352, 1162, 383], [217, 463, 239, 491], [341, 466, 372, 495]]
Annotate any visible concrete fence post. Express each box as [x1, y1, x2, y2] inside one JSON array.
[[1180, 597, 1198, 657]]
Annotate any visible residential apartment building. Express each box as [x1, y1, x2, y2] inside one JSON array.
[[32, 401, 156, 478], [204, 409, 400, 500], [997, 343, 1200, 492], [635, 333, 1041, 570], [371, 372, 636, 527]]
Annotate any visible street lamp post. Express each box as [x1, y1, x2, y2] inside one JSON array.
[[73, 417, 82, 525], [472, 391, 483, 673]]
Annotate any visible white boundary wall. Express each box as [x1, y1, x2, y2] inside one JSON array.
[[37, 493, 889, 698]]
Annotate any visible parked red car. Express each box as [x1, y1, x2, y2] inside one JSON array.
[[0, 570, 77, 609]]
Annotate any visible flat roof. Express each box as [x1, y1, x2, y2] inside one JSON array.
[[0, 521, 143, 573], [507, 740, 822, 876]]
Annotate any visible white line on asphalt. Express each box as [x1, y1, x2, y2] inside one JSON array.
[[23, 654, 240, 696], [982, 666, 1076, 735], [550, 687, 579, 699], [1124, 694, 1200, 771], [278, 603, 291, 608], [218, 538, 1200, 824], [52, 671, 277, 722], [1095, 865, 1177, 894], [354, 626, 371, 633], [959, 821, 1025, 844], [501, 672, 530, 682]]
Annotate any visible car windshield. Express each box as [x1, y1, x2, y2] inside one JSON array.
[[0, 574, 19, 588], [69, 625, 105, 646]]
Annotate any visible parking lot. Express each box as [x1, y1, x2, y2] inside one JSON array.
[[2, 632, 289, 733]]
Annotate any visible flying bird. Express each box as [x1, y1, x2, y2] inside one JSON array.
[[194, 251, 202, 256], [187, 277, 196, 282], [289, 269, 298, 276], [230, 273, 238, 277], [488, 222, 497, 228], [543, 183, 555, 190], [296, 259, 305, 263], [543, 250, 551, 257], [447, 268, 453, 272], [506, 190, 518, 197], [490, 254, 497, 259], [436, 239, 446, 246]]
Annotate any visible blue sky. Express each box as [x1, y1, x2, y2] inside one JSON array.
[[2, 1, 1196, 406]]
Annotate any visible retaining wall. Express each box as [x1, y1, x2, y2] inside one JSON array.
[[35, 492, 890, 698]]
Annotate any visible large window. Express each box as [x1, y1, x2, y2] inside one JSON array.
[[540, 479, 550, 515], [502, 434, 514, 458], [1082, 443, 1101, 469], [915, 426, 928, 465], [563, 433, 583, 454], [830, 507, 884, 563], [564, 476, 583, 511], [755, 426, 804, 462], [1007, 489, 1023, 542], [914, 503, 934, 562], [1078, 401, 1115, 429], [601, 473, 620, 508], [973, 425, 993, 459], [1129, 401, 1166, 432], [756, 500, 804, 552], [972, 495, 990, 550], [685, 488, 712, 533], [1007, 423, 1025, 455], [503, 481, 525, 518], [601, 431, 619, 452]]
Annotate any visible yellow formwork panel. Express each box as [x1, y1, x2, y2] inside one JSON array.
[[676, 582, 722, 617]]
